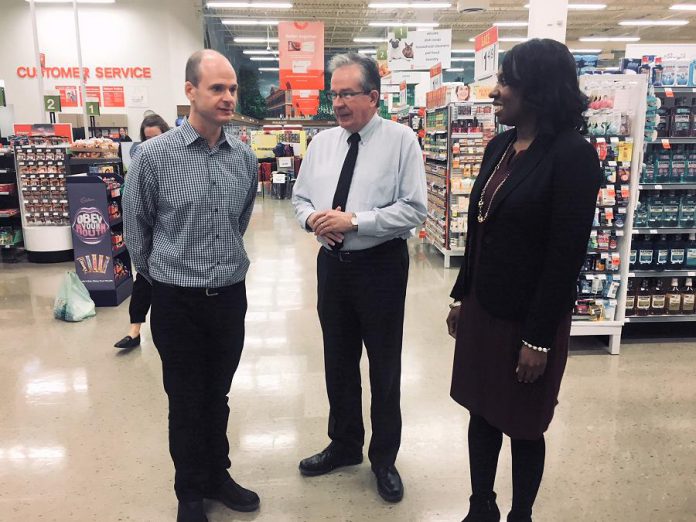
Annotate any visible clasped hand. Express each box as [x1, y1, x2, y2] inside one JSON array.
[[307, 206, 353, 247]]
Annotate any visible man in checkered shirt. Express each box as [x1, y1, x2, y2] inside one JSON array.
[[123, 50, 259, 522]]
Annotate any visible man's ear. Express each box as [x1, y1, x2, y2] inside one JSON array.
[[185, 81, 196, 103]]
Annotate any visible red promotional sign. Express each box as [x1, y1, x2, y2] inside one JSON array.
[[474, 26, 498, 52], [279, 21, 324, 91], [103, 86, 125, 107], [56, 85, 78, 108], [13, 123, 73, 142], [79, 86, 102, 105], [292, 90, 319, 116]]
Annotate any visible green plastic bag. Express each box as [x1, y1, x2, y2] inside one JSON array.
[[53, 271, 96, 322]]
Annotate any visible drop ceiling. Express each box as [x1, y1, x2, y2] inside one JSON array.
[[203, 0, 696, 54]]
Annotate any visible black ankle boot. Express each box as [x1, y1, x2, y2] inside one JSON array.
[[507, 509, 532, 522], [462, 492, 501, 522]]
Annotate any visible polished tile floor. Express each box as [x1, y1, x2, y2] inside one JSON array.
[[1, 199, 695, 522]]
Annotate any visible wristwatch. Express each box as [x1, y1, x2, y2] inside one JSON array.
[[350, 213, 358, 231]]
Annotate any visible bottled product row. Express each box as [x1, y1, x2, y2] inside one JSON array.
[[642, 146, 696, 184], [629, 234, 696, 272], [626, 277, 696, 317], [633, 191, 696, 229]]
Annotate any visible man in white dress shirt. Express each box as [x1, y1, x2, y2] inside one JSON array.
[[292, 53, 427, 503]]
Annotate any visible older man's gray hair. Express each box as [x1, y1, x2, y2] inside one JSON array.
[[328, 53, 381, 96]]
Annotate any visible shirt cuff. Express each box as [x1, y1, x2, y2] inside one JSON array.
[[298, 209, 315, 232], [355, 210, 377, 236]]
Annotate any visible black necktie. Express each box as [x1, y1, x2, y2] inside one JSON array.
[[330, 132, 361, 250]]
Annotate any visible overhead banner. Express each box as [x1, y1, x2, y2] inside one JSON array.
[[292, 89, 319, 117], [474, 26, 499, 82], [387, 29, 451, 71], [279, 21, 324, 90], [430, 63, 443, 90]]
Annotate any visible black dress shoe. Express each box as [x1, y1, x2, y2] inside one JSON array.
[[462, 492, 501, 522], [114, 335, 141, 349], [507, 510, 532, 522], [177, 501, 208, 522], [372, 464, 404, 503], [204, 477, 260, 512], [299, 445, 363, 476]]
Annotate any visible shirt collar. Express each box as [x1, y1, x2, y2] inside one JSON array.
[[179, 117, 233, 149], [342, 112, 381, 145]]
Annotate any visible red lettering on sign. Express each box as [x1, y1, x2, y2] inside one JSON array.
[[143, 67, 151, 79]]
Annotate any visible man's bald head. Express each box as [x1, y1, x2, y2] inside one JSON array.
[[185, 49, 233, 87]]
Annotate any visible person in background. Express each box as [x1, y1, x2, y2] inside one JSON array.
[[114, 114, 170, 349], [445, 39, 602, 522], [456, 83, 471, 102], [118, 127, 133, 142], [292, 53, 427, 504], [123, 50, 259, 522]]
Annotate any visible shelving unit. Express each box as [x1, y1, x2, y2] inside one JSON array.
[[424, 102, 495, 268], [570, 74, 649, 354], [397, 108, 424, 148], [623, 84, 696, 325], [14, 141, 74, 263], [66, 156, 133, 306], [0, 145, 24, 262]]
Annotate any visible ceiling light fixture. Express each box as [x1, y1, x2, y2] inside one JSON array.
[[222, 19, 279, 25], [258, 67, 280, 71], [494, 21, 528, 27], [579, 36, 641, 42], [618, 19, 689, 26], [452, 49, 475, 53], [207, 1, 292, 7], [358, 49, 378, 54], [368, 21, 440, 27], [470, 36, 526, 42], [354, 37, 389, 43], [569, 48, 603, 53], [234, 37, 280, 43], [24, 0, 115, 3], [450, 58, 475, 62], [524, 3, 606, 9], [250, 56, 279, 61], [670, 3, 696, 10], [446, 68, 465, 72], [243, 49, 276, 54], [368, 2, 451, 7]]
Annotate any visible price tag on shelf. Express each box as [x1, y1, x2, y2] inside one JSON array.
[[664, 87, 674, 98], [610, 137, 620, 144], [650, 229, 658, 234], [662, 139, 671, 149], [689, 272, 696, 277], [655, 184, 662, 190], [617, 231, 624, 236], [629, 273, 635, 278], [596, 137, 606, 143]]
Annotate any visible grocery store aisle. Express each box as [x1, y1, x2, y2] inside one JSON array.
[[1, 198, 695, 522]]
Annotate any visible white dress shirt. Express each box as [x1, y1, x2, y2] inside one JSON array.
[[292, 113, 427, 251]]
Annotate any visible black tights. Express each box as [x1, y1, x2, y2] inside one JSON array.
[[468, 414, 545, 520]]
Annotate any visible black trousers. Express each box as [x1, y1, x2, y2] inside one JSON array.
[[150, 280, 247, 501], [316, 239, 409, 467], [129, 272, 152, 324]]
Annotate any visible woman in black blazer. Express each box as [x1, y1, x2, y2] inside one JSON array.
[[446, 39, 602, 522]]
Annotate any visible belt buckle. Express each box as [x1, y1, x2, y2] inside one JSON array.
[[205, 288, 219, 297]]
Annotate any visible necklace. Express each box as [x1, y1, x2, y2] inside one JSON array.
[[477, 141, 515, 223]]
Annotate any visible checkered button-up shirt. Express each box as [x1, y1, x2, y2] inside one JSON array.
[[123, 118, 258, 288]]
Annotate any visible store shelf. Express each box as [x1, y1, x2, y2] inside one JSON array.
[[451, 132, 484, 139], [625, 315, 696, 323], [653, 87, 696, 94], [646, 138, 696, 146], [629, 270, 696, 278], [0, 169, 13, 174], [69, 157, 121, 165], [2, 242, 24, 249], [639, 183, 696, 190], [426, 129, 447, 134], [633, 228, 696, 235]]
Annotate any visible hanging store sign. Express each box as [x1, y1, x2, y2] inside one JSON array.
[[279, 21, 324, 90], [387, 29, 451, 71], [16, 65, 152, 80], [474, 26, 499, 82]]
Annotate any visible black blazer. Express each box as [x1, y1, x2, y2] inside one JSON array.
[[450, 127, 602, 348]]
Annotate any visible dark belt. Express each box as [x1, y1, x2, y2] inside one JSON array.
[[152, 280, 241, 297], [321, 238, 405, 263]]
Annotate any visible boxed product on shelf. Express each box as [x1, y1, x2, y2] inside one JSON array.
[[70, 138, 119, 158], [15, 145, 70, 226]]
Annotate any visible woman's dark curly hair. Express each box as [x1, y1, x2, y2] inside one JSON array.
[[500, 38, 587, 134], [139, 114, 170, 142]]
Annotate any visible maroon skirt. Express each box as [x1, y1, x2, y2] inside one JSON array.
[[450, 290, 571, 440]]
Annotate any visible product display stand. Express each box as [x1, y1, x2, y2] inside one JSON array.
[[0, 144, 24, 261], [66, 157, 132, 306], [570, 74, 648, 354], [14, 140, 73, 263], [397, 108, 424, 148], [424, 102, 495, 268], [625, 86, 696, 324]]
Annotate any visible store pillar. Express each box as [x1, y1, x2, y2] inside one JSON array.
[[527, 0, 568, 44]]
